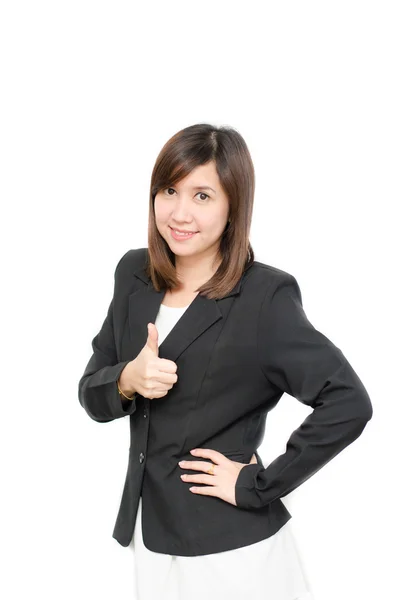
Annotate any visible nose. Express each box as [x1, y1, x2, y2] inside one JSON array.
[[171, 195, 194, 223]]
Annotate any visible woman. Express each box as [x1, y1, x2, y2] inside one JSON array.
[[78, 123, 373, 600]]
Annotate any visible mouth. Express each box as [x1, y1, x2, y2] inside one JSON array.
[[169, 226, 198, 240]]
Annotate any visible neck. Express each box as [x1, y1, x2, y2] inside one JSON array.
[[174, 253, 222, 289]]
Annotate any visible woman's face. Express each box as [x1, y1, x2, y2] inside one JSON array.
[[154, 161, 230, 262]]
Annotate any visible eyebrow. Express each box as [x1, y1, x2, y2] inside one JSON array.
[[190, 185, 217, 195]]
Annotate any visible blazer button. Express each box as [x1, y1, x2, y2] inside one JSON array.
[[139, 452, 145, 463]]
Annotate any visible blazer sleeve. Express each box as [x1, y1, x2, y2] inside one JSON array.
[[235, 273, 373, 510], [78, 253, 138, 423]]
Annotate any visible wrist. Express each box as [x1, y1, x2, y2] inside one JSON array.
[[117, 377, 137, 399], [117, 363, 137, 399]]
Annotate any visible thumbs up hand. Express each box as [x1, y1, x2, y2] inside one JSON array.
[[121, 322, 178, 400]]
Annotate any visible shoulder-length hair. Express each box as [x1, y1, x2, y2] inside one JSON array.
[[146, 123, 255, 300]]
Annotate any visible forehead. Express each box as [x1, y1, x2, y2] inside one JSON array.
[[174, 162, 220, 187]]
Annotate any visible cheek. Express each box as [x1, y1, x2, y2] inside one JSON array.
[[207, 214, 228, 235], [194, 224, 218, 241], [154, 201, 169, 223]]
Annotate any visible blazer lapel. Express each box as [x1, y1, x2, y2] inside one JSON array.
[[128, 265, 244, 363]]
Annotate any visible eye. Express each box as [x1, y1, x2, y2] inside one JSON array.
[[164, 188, 210, 201], [196, 192, 210, 201]]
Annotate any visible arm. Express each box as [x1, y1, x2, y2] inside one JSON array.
[[235, 274, 373, 509], [78, 254, 138, 423]]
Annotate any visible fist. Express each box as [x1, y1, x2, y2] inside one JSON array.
[[127, 322, 178, 399]]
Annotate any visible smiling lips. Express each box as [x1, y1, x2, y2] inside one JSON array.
[[170, 226, 198, 240], [171, 226, 197, 233]]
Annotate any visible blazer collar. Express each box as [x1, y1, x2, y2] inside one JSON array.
[[127, 264, 248, 363]]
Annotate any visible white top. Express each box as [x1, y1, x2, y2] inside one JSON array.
[[129, 303, 314, 600]]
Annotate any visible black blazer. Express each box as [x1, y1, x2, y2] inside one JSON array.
[[78, 247, 373, 556]]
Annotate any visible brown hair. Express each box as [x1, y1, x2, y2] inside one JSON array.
[[146, 123, 255, 300]]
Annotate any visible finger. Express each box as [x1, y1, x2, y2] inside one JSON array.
[[154, 371, 178, 385], [178, 460, 215, 472], [157, 358, 178, 374], [189, 485, 218, 496], [181, 473, 217, 485], [190, 448, 225, 463]]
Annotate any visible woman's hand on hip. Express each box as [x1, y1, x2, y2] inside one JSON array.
[[178, 448, 258, 506]]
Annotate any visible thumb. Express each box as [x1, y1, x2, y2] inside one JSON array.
[[146, 322, 159, 355]]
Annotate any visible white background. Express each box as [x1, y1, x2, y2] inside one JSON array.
[[1, 1, 395, 599]]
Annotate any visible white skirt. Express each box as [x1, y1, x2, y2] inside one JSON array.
[[129, 496, 315, 600]]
